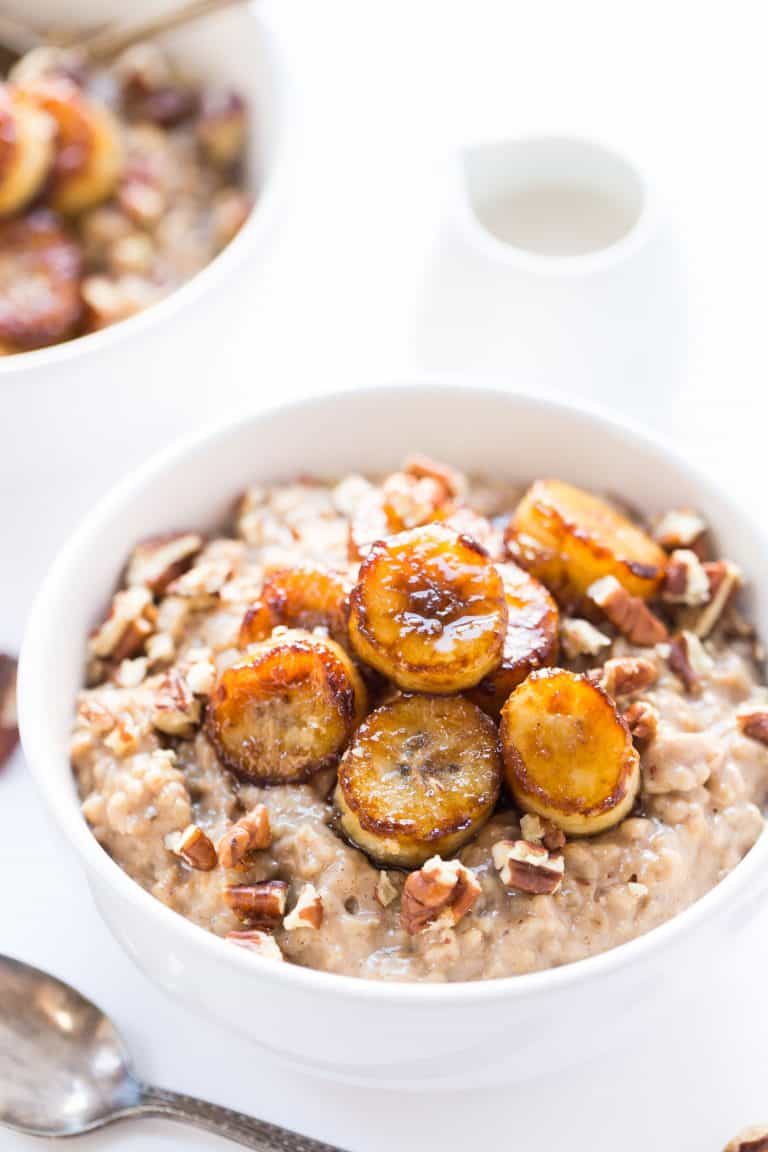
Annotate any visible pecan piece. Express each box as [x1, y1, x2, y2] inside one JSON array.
[[126, 532, 203, 596], [492, 839, 564, 895], [624, 699, 659, 743], [402, 454, 467, 500], [666, 631, 712, 695], [560, 617, 612, 660], [151, 671, 201, 736], [226, 930, 283, 961], [587, 576, 668, 646], [737, 710, 768, 745], [690, 561, 742, 638], [588, 656, 658, 697], [0, 653, 19, 770], [224, 880, 288, 927], [381, 470, 448, 530], [724, 1127, 768, 1152], [283, 883, 324, 931], [169, 824, 217, 871], [400, 856, 480, 935], [519, 813, 566, 851], [652, 508, 707, 552], [217, 805, 272, 868], [661, 549, 711, 606], [88, 586, 155, 661]]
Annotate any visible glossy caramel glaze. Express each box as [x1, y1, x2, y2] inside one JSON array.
[[348, 523, 508, 693]]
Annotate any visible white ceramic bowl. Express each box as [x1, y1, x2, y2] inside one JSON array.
[[0, 0, 287, 648], [18, 384, 768, 1090]]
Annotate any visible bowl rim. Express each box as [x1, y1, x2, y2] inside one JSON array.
[[0, 9, 288, 375], [19, 380, 768, 1005]]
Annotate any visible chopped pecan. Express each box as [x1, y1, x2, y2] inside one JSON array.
[[169, 824, 217, 871], [400, 856, 480, 935], [661, 549, 711, 605], [589, 656, 658, 697], [560, 617, 612, 660], [181, 648, 216, 696], [284, 884, 324, 931], [197, 89, 247, 169], [375, 870, 398, 907], [151, 671, 201, 736], [624, 699, 659, 743], [126, 532, 203, 595], [402, 454, 467, 501], [88, 586, 155, 661], [737, 710, 768, 745], [217, 805, 272, 868], [690, 560, 742, 638], [519, 814, 565, 851], [724, 1127, 768, 1152], [103, 715, 142, 757], [652, 508, 707, 552], [0, 653, 19, 770], [167, 543, 239, 600], [588, 576, 668, 646], [114, 657, 148, 689], [224, 880, 288, 927], [226, 930, 283, 961], [381, 470, 447, 530], [492, 839, 564, 895], [666, 631, 712, 695]]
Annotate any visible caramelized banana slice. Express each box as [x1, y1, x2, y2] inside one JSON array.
[[0, 210, 82, 350], [207, 629, 367, 783], [262, 566, 349, 643], [468, 562, 559, 715], [348, 524, 508, 693], [500, 668, 639, 836], [0, 86, 55, 217], [507, 479, 666, 606], [336, 694, 502, 867], [18, 79, 121, 214]]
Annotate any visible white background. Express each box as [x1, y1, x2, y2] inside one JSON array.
[[3, 1, 768, 1149]]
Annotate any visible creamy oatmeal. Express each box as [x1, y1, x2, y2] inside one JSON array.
[[71, 459, 768, 981], [0, 42, 249, 353]]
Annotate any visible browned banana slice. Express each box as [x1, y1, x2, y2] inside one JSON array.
[[262, 566, 349, 643], [500, 668, 639, 836], [0, 210, 82, 350], [336, 693, 502, 867], [18, 79, 121, 214], [206, 629, 367, 783], [468, 562, 559, 716], [507, 479, 666, 606], [348, 524, 508, 693], [0, 85, 55, 217]]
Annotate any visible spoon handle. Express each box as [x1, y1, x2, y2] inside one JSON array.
[[134, 1084, 346, 1152]]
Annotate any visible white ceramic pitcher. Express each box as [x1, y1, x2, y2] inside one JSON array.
[[411, 134, 687, 427]]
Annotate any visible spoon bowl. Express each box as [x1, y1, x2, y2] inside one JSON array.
[[0, 954, 139, 1137], [0, 953, 341, 1148]]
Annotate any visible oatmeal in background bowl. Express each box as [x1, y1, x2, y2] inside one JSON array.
[[70, 455, 768, 982], [0, 39, 250, 353]]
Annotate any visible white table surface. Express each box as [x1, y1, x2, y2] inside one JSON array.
[[3, 1, 768, 1149]]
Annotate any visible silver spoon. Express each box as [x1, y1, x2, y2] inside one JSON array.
[[0, 954, 345, 1150]]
